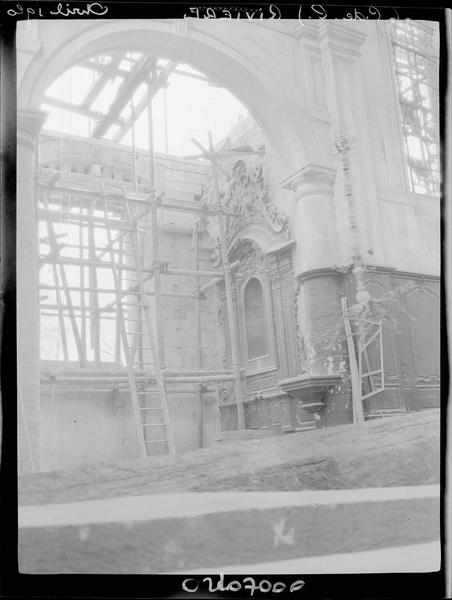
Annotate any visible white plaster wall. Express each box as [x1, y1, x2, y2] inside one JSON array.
[[357, 21, 441, 275], [40, 389, 140, 471]]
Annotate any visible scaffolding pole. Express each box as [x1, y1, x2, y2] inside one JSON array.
[[125, 201, 176, 454], [102, 194, 147, 458], [147, 74, 166, 367], [193, 224, 204, 447], [192, 132, 246, 429], [36, 119, 258, 454], [41, 191, 86, 366]]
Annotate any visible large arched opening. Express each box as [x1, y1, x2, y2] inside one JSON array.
[[17, 19, 323, 470], [19, 19, 321, 170]]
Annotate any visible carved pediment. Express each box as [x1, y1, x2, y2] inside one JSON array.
[[224, 159, 288, 240], [203, 157, 288, 247]]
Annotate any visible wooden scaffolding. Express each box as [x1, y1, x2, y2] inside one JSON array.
[[38, 70, 248, 456]]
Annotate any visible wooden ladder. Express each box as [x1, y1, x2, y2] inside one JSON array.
[[101, 192, 176, 457]]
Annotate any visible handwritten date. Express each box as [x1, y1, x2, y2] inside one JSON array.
[[7, 2, 108, 18]]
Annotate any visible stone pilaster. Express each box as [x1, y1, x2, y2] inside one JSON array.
[[318, 21, 384, 264], [17, 108, 47, 474]]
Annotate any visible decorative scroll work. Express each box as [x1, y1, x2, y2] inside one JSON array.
[[224, 160, 288, 240], [203, 158, 288, 246], [235, 245, 273, 280]]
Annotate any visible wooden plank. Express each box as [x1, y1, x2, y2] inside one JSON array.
[[193, 225, 204, 448], [115, 236, 124, 365], [81, 56, 122, 109], [42, 96, 126, 127], [146, 90, 166, 369], [39, 255, 153, 273], [125, 203, 176, 455], [195, 132, 246, 429], [43, 220, 69, 362], [40, 178, 221, 216], [102, 196, 147, 458], [41, 193, 86, 366], [341, 297, 364, 424], [113, 60, 178, 142], [92, 55, 157, 138], [79, 215, 87, 361]]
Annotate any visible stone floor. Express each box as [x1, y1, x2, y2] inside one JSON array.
[[19, 409, 440, 506]]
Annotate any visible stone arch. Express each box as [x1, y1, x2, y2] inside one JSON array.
[[18, 19, 323, 172]]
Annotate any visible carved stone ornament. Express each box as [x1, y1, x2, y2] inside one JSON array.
[[236, 245, 273, 279], [225, 159, 288, 239], [217, 381, 235, 405], [204, 158, 288, 246]]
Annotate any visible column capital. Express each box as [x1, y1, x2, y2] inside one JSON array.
[[17, 108, 47, 144], [280, 163, 336, 194], [318, 22, 367, 57], [294, 21, 320, 43]]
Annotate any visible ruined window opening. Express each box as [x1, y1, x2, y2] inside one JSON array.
[[244, 277, 268, 359], [389, 19, 440, 196]]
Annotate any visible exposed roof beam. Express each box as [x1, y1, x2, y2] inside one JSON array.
[[81, 59, 132, 78], [92, 55, 158, 139], [172, 68, 211, 83], [80, 56, 122, 109], [42, 96, 126, 127], [170, 67, 224, 87], [113, 60, 178, 143]]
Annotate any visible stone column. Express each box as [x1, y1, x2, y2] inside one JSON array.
[[17, 108, 46, 474], [281, 164, 336, 274], [281, 164, 345, 372], [281, 164, 351, 425]]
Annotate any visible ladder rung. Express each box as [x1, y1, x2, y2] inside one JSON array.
[[144, 439, 168, 444], [121, 302, 150, 307], [140, 406, 163, 410], [142, 423, 165, 427], [137, 386, 158, 390], [133, 363, 155, 367]]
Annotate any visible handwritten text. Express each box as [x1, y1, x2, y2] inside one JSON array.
[[6, 2, 108, 18], [182, 574, 305, 595]]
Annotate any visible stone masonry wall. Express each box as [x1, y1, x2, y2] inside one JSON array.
[[37, 137, 223, 467]]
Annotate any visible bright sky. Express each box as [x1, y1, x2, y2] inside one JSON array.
[[41, 57, 249, 156]]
